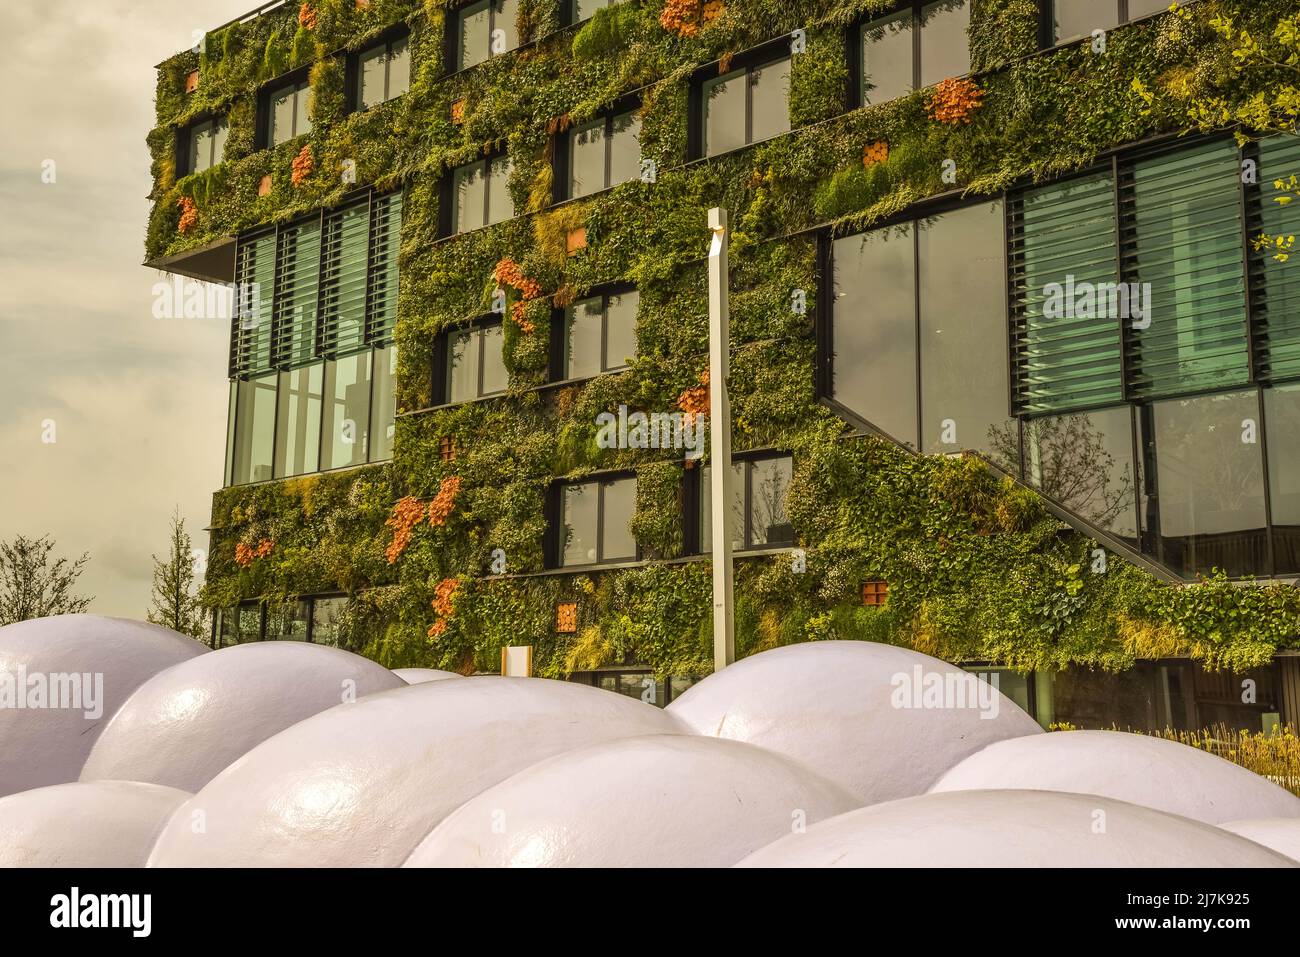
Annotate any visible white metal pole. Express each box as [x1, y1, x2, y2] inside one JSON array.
[[707, 207, 735, 671]]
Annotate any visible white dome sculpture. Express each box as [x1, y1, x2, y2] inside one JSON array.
[[667, 640, 1042, 804], [147, 677, 686, 867], [404, 734, 860, 868], [737, 790, 1298, 868], [1220, 819, 1300, 862], [929, 730, 1300, 824], [392, 668, 463, 684], [80, 642, 406, 792], [0, 780, 189, 867], [0, 615, 207, 797]]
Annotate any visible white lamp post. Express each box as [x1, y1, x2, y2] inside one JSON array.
[[707, 207, 735, 670]]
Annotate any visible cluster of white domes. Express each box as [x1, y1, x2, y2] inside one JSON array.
[[1, 616, 1298, 867]]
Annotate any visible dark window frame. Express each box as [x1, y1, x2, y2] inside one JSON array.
[[846, 0, 973, 111], [1037, 0, 1177, 51], [695, 451, 796, 554], [349, 26, 411, 113], [177, 114, 228, 176], [433, 315, 508, 405], [551, 282, 639, 382], [448, 0, 519, 74], [689, 38, 793, 160], [439, 150, 512, 236], [257, 69, 313, 150], [554, 96, 642, 202], [550, 472, 641, 569]]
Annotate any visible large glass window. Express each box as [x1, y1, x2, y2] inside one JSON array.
[[859, 1, 970, 106], [185, 116, 227, 175], [570, 0, 616, 23], [231, 373, 277, 484], [1141, 390, 1268, 578], [451, 155, 514, 233], [274, 362, 323, 478], [444, 322, 508, 403], [456, 0, 519, 71], [564, 290, 638, 379], [311, 597, 348, 647], [356, 34, 410, 110], [1023, 406, 1138, 542], [701, 57, 790, 157], [268, 79, 311, 147], [918, 200, 1014, 462], [267, 601, 311, 641], [701, 457, 794, 552], [370, 344, 397, 461], [831, 225, 918, 447], [1049, 1, 1166, 45], [321, 350, 372, 470], [568, 110, 642, 199], [1265, 385, 1300, 574], [560, 477, 637, 566]]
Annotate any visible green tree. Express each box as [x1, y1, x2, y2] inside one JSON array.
[[0, 534, 92, 625], [147, 509, 208, 640]]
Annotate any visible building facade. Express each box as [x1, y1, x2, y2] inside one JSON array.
[[147, 0, 1300, 730]]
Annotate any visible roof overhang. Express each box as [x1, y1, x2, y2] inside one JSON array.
[[143, 236, 237, 285]]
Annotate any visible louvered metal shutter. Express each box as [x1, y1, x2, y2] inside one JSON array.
[[1255, 135, 1300, 381], [319, 201, 370, 357], [231, 232, 276, 377], [1121, 141, 1250, 399], [1009, 170, 1124, 414], [367, 191, 403, 345], [273, 218, 321, 368]]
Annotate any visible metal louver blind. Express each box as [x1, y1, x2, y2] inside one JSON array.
[[367, 191, 403, 344], [1121, 141, 1250, 399], [1255, 135, 1300, 381], [273, 218, 321, 368], [320, 201, 370, 356], [1009, 171, 1124, 414], [231, 232, 276, 377]]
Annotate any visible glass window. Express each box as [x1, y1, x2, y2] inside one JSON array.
[[918, 200, 1014, 462], [560, 477, 637, 566], [702, 70, 746, 157], [311, 597, 347, 647], [861, 9, 913, 105], [572, 0, 614, 23], [962, 666, 1031, 717], [274, 362, 323, 478], [1053, 0, 1119, 43], [232, 373, 277, 484], [458, 0, 519, 71], [444, 323, 508, 402], [231, 604, 262, 644], [832, 225, 918, 447], [322, 350, 372, 470], [748, 58, 791, 144], [1142, 390, 1268, 578], [1126, 0, 1169, 19], [1023, 406, 1138, 542], [702, 58, 790, 157], [451, 156, 514, 233], [268, 600, 310, 641], [919, 0, 970, 87], [224, 381, 238, 488], [187, 117, 227, 174], [1265, 385, 1300, 574], [564, 290, 638, 378], [568, 110, 642, 199], [357, 35, 410, 110], [370, 344, 397, 461], [701, 458, 791, 551], [269, 81, 311, 147], [1257, 136, 1300, 380]]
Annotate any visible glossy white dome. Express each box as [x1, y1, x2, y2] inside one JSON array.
[[405, 734, 860, 867], [392, 668, 463, 684], [147, 677, 685, 867], [738, 790, 1297, 868], [1221, 818, 1300, 862], [668, 640, 1042, 804], [0, 615, 207, 796], [80, 641, 405, 792], [0, 780, 189, 867], [930, 730, 1300, 824]]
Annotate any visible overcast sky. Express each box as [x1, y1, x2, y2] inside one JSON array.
[[0, 0, 257, 617]]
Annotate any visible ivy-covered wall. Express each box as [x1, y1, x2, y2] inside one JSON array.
[[153, 0, 1300, 676]]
